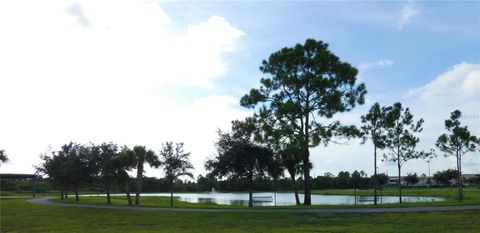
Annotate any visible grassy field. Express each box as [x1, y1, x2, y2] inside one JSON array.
[[52, 195, 243, 209], [46, 187, 480, 209], [1, 197, 479, 233], [310, 187, 480, 207]]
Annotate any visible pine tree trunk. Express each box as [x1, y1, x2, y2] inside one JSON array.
[[374, 144, 378, 205], [65, 191, 68, 199], [303, 149, 311, 205], [60, 189, 64, 200], [397, 158, 402, 204], [457, 153, 463, 202]]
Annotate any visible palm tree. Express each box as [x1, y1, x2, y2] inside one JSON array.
[[279, 146, 305, 206], [128, 145, 159, 206]]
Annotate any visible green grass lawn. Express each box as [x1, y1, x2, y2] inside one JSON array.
[[51, 195, 243, 209], [1, 197, 479, 233], [46, 187, 480, 209], [309, 187, 480, 207]]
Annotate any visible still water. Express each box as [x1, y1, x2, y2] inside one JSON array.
[[135, 192, 444, 206]]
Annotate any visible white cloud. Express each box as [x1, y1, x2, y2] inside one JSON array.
[[403, 62, 480, 174], [398, 0, 420, 30], [407, 62, 480, 101], [358, 59, 394, 78], [0, 0, 248, 176]]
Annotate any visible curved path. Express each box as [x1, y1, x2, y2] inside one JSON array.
[[28, 197, 480, 213]]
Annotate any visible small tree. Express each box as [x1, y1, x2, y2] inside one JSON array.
[[436, 110, 479, 202], [96, 142, 119, 204], [351, 170, 366, 205], [371, 173, 389, 187], [383, 103, 429, 203], [116, 147, 137, 206], [38, 149, 69, 199], [278, 145, 304, 205], [159, 142, 194, 207], [433, 169, 459, 186], [361, 102, 388, 205], [57, 142, 97, 202], [235, 116, 303, 206], [405, 173, 419, 186], [337, 171, 351, 189], [206, 130, 278, 207], [196, 175, 218, 192]]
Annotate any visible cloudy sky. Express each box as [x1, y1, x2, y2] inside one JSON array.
[[1, 0, 479, 178]]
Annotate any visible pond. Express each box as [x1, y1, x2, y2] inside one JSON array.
[[135, 192, 445, 206]]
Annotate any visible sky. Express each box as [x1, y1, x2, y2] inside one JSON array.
[[0, 0, 479, 179]]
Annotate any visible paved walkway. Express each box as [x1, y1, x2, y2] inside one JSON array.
[[28, 197, 480, 213]]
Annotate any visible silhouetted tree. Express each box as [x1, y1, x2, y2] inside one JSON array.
[[383, 103, 429, 203], [240, 39, 366, 205], [59, 142, 97, 201], [351, 170, 366, 205], [361, 102, 388, 205], [433, 169, 459, 186], [96, 142, 119, 204], [38, 149, 69, 199], [206, 130, 278, 207], [405, 173, 419, 186], [196, 175, 217, 192], [371, 173, 389, 187], [278, 145, 303, 205], [116, 147, 137, 206], [436, 110, 479, 202], [129, 145, 159, 206], [159, 142, 193, 207], [337, 171, 350, 189], [232, 117, 301, 205]]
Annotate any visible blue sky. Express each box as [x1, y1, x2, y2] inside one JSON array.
[[0, 0, 479, 178], [159, 0, 479, 103]]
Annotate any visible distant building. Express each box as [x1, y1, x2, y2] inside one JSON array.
[[386, 173, 479, 187]]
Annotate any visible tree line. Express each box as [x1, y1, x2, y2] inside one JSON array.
[[5, 168, 478, 195], [37, 142, 193, 207]]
